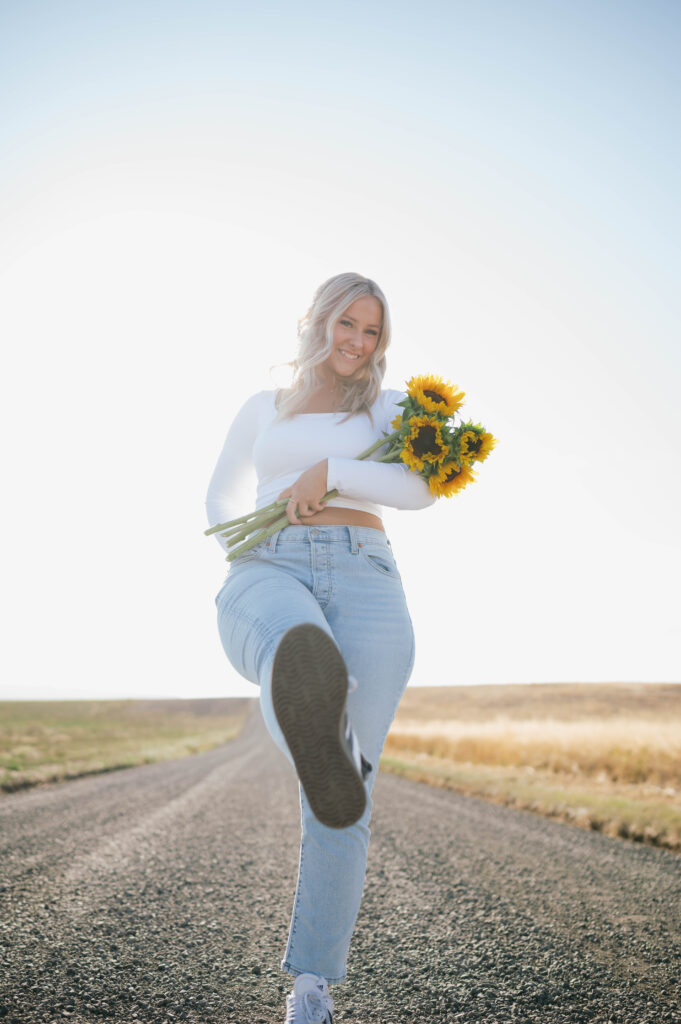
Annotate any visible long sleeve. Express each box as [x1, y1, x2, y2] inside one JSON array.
[[326, 456, 435, 510], [327, 388, 436, 511], [205, 392, 263, 551]]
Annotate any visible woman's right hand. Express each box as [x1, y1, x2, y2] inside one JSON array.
[[278, 460, 329, 525]]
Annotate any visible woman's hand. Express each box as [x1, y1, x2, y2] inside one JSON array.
[[278, 460, 329, 525]]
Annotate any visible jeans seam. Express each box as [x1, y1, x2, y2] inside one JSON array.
[[281, 958, 346, 986], [375, 627, 416, 758], [283, 795, 305, 959]]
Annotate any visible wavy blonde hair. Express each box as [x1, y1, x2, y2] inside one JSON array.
[[274, 272, 391, 424]]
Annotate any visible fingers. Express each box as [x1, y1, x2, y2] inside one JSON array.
[[285, 501, 323, 524], [285, 498, 302, 525], [282, 492, 327, 525]]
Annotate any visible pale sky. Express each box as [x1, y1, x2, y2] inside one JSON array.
[[1, 0, 679, 699]]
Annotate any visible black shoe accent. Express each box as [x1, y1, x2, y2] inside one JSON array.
[[360, 754, 373, 781], [271, 624, 367, 829]]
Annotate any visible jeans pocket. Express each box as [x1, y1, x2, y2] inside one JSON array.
[[360, 545, 401, 580], [231, 550, 257, 565], [228, 540, 268, 566]]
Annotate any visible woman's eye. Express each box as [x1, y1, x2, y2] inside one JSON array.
[[338, 319, 377, 335]]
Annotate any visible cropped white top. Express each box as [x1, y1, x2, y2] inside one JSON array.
[[205, 388, 435, 548]]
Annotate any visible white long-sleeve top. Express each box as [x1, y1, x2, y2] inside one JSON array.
[[205, 389, 435, 548]]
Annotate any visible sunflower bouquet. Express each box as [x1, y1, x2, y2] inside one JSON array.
[[382, 373, 497, 498], [205, 373, 497, 560]]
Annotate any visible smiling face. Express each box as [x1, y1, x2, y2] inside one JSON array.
[[319, 294, 383, 385]]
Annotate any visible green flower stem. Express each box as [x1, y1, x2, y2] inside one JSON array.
[[219, 526, 249, 541], [204, 498, 287, 536], [218, 521, 263, 543], [225, 488, 342, 561], [221, 524, 260, 545], [219, 521, 256, 539], [354, 430, 399, 461], [227, 513, 289, 561], [205, 514, 261, 537], [222, 508, 285, 545]]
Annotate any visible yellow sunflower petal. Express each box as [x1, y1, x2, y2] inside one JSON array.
[[428, 459, 477, 498], [400, 447, 425, 473], [405, 374, 465, 416], [475, 431, 498, 462], [400, 415, 449, 472], [458, 429, 478, 464], [460, 429, 498, 463]]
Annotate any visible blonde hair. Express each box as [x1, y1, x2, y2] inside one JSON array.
[[274, 272, 391, 424]]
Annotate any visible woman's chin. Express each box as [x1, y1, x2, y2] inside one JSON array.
[[334, 362, 365, 380]]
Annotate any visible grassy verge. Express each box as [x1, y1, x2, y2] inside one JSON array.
[[382, 683, 681, 853], [0, 698, 253, 794], [379, 754, 681, 851]]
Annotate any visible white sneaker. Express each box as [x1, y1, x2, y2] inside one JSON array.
[[284, 972, 334, 1023]]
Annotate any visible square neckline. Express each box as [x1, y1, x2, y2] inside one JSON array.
[[273, 389, 348, 416]]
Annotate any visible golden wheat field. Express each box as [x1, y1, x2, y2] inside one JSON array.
[[383, 682, 681, 851], [2, 686, 680, 852]]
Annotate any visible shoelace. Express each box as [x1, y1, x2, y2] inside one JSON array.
[[285, 988, 333, 1023]]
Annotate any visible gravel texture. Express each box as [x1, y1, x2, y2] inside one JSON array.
[[1, 704, 680, 1024]]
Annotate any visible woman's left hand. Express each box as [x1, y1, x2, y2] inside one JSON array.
[[278, 460, 329, 525]]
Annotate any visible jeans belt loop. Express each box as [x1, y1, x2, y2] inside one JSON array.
[[347, 525, 360, 555], [267, 528, 281, 554]]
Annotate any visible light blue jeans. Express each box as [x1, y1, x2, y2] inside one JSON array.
[[215, 524, 415, 984]]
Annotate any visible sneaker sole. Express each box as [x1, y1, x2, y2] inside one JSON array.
[[271, 623, 366, 829]]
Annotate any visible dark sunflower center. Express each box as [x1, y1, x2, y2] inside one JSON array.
[[423, 389, 445, 404], [412, 425, 442, 457], [445, 465, 462, 482], [467, 436, 482, 454]]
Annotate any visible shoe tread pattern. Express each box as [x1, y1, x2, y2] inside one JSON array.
[[272, 624, 366, 829]]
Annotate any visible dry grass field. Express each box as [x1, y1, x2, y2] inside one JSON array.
[[4, 686, 680, 852], [0, 698, 251, 793], [383, 682, 681, 851]]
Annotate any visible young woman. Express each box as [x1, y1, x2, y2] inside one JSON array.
[[206, 271, 434, 1023]]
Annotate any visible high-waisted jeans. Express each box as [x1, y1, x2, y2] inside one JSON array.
[[214, 524, 415, 984]]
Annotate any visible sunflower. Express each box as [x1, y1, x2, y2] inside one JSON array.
[[391, 415, 404, 430], [405, 374, 466, 416], [400, 415, 448, 472], [428, 459, 477, 498], [457, 424, 498, 464]]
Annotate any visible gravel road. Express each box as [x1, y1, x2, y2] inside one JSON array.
[[1, 703, 680, 1024]]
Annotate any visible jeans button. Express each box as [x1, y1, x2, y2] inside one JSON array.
[[310, 528, 319, 537]]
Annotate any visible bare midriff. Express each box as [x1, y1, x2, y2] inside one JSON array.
[[293, 506, 385, 532]]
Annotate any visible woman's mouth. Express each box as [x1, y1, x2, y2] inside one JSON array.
[[339, 349, 361, 361]]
